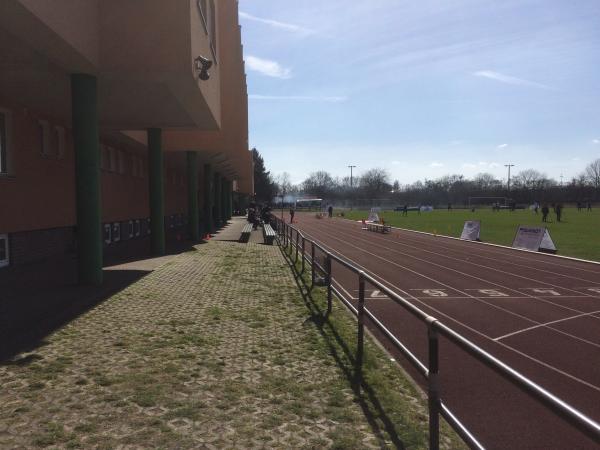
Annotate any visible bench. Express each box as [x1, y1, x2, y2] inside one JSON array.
[[239, 223, 253, 243], [263, 223, 276, 245], [367, 222, 391, 234]]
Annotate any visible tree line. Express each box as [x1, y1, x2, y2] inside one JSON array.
[[253, 149, 600, 207]]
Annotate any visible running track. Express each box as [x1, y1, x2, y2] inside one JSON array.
[[292, 213, 600, 449]]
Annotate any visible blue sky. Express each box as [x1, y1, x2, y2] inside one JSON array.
[[239, 0, 600, 185]]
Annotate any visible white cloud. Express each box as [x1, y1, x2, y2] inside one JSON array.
[[246, 55, 292, 79], [249, 94, 347, 102], [473, 71, 552, 90], [593, 139, 600, 144], [430, 161, 444, 168], [391, 160, 401, 165], [497, 143, 508, 149], [239, 12, 315, 35], [462, 163, 477, 169]]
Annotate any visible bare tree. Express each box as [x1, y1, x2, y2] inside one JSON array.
[[473, 173, 502, 190], [302, 171, 336, 198], [512, 169, 550, 190], [359, 168, 390, 198], [276, 172, 293, 197], [585, 158, 600, 189]]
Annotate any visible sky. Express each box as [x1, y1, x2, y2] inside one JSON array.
[[239, 0, 600, 186]]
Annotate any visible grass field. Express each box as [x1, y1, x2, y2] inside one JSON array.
[[341, 207, 600, 262]]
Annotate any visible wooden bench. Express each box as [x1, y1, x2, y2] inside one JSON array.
[[239, 223, 253, 243], [367, 222, 391, 234], [263, 223, 276, 245]]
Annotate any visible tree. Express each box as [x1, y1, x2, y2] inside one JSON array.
[[301, 171, 336, 198], [585, 158, 600, 189], [359, 168, 390, 198], [275, 172, 294, 197], [473, 173, 502, 190], [252, 148, 276, 202], [392, 180, 400, 192], [512, 169, 549, 190]]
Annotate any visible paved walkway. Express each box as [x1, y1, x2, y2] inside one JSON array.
[[0, 221, 386, 449]]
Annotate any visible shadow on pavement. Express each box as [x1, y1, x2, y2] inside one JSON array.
[[277, 242, 406, 450], [0, 240, 197, 363]]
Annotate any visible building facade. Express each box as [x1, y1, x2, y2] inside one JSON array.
[[0, 0, 252, 283]]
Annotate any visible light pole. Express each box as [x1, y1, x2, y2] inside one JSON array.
[[348, 165, 356, 211], [505, 164, 515, 192], [348, 165, 356, 187]]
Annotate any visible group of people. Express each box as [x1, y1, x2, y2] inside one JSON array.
[[247, 203, 272, 229]]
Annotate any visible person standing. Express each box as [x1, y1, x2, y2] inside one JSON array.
[[541, 204, 549, 222], [556, 203, 563, 222], [328, 205, 333, 218], [403, 204, 408, 216], [588, 201, 592, 212], [289, 208, 295, 224]]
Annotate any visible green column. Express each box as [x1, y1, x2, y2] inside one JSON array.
[[221, 178, 228, 225], [228, 181, 233, 219], [203, 164, 214, 235], [71, 74, 102, 285], [186, 151, 199, 241], [214, 173, 222, 228], [148, 128, 165, 255]]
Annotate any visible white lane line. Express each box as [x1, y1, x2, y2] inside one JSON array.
[[306, 222, 600, 349], [349, 221, 600, 301], [349, 217, 600, 275], [313, 220, 600, 317], [299, 227, 600, 393], [494, 310, 600, 341]]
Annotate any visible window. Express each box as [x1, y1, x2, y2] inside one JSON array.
[[54, 126, 66, 159], [103, 224, 112, 244], [198, 0, 208, 31], [109, 147, 117, 172], [209, 0, 217, 55], [39, 120, 50, 156], [117, 151, 126, 175], [0, 234, 9, 268], [0, 112, 7, 174]]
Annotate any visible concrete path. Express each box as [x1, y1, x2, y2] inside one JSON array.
[[0, 231, 385, 448]]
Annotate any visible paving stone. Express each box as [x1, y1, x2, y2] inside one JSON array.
[[0, 237, 384, 448]]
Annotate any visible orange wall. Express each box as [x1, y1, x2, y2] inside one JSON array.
[[0, 102, 76, 233], [0, 101, 190, 234]]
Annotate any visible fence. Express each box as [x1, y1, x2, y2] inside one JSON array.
[[272, 216, 600, 449]]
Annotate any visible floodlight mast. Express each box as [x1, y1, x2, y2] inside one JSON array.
[[505, 164, 515, 192], [348, 165, 356, 211]]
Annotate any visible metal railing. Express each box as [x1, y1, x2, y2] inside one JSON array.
[[273, 217, 600, 449]]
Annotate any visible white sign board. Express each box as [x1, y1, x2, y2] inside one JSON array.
[[512, 226, 556, 253], [367, 207, 381, 223], [460, 220, 481, 241]]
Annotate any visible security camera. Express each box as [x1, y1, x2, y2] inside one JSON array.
[[195, 55, 213, 71], [195, 56, 212, 80]]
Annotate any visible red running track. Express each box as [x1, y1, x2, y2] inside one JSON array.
[[292, 213, 600, 450]]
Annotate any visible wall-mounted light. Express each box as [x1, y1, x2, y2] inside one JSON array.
[[194, 56, 213, 81]]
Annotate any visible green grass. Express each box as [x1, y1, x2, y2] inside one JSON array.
[[342, 207, 600, 261]]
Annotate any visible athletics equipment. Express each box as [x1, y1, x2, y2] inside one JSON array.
[[460, 220, 481, 241], [512, 226, 557, 253]]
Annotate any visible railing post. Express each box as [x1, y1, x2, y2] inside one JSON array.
[[326, 254, 332, 314], [427, 320, 440, 450], [301, 237, 306, 274], [295, 231, 299, 263], [311, 242, 316, 288], [356, 273, 365, 388]]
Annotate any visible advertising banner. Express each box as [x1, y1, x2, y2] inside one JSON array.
[[460, 220, 481, 241]]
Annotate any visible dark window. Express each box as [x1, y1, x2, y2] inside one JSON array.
[[0, 235, 8, 267], [209, 0, 217, 55], [0, 113, 6, 173]]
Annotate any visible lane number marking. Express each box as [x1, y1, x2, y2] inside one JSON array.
[[530, 288, 561, 296]]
